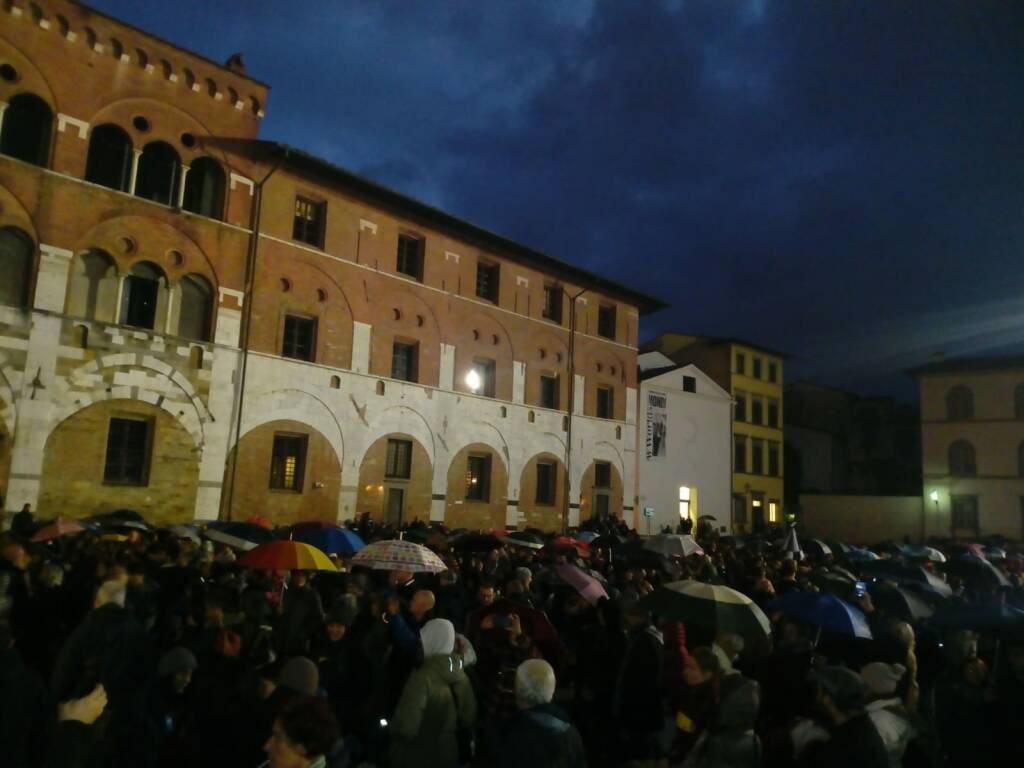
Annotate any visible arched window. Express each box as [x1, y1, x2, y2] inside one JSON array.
[[0, 93, 52, 166], [67, 250, 118, 320], [946, 385, 974, 421], [134, 141, 180, 205], [177, 273, 212, 341], [0, 227, 33, 307], [85, 124, 132, 192], [182, 157, 225, 219], [120, 261, 165, 329], [1016, 383, 1024, 420], [948, 440, 976, 477]]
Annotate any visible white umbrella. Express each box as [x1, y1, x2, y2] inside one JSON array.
[[352, 539, 447, 573], [204, 528, 258, 551], [643, 534, 704, 558]]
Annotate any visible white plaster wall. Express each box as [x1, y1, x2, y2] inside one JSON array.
[[636, 369, 733, 534]]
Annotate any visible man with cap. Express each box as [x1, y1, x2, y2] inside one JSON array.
[[804, 665, 889, 768]]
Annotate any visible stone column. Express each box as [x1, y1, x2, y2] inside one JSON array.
[[127, 149, 143, 195], [176, 165, 190, 209]]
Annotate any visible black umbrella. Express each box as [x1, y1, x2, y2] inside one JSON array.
[[453, 533, 503, 552], [930, 601, 1024, 631], [942, 556, 1010, 589], [868, 583, 934, 621]]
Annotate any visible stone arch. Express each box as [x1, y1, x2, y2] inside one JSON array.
[[356, 405, 436, 470], [448, 418, 511, 468], [37, 398, 200, 523], [52, 353, 211, 448], [355, 432, 433, 525], [518, 451, 567, 532], [85, 123, 133, 192], [578, 449, 625, 524], [445, 442, 509, 531], [224, 419, 342, 526], [237, 388, 344, 466], [0, 180, 39, 243], [0, 37, 58, 114], [181, 156, 225, 220]]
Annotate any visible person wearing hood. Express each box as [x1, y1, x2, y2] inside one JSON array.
[[860, 662, 915, 768], [390, 618, 477, 768], [683, 673, 761, 768], [802, 666, 889, 768], [613, 602, 667, 765], [476, 659, 586, 768]]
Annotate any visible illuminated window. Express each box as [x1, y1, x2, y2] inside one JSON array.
[[678, 486, 691, 520], [293, 196, 325, 247], [466, 454, 491, 501], [769, 500, 778, 522], [270, 433, 307, 492], [385, 439, 412, 479]]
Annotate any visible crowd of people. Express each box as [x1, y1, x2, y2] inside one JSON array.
[[1, 504, 1022, 768]]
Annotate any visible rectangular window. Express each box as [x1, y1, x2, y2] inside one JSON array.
[[752, 357, 763, 379], [679, 485, 691, 521], [292, 196, 325, 248], [767, 399, 779, 428], [536, 461, 556, 505], [391, 341, 418, 383], [735, 353, 746, 375], [103, 417, 151, 485], [539, 375, 559, 409], [385, 438, 412, 479], [472, 358, 496, 397], [466, 454, 491, 501], [122, 275, 159, 329], [751, 397, 763, 425], [682, 375, 697, 393], [734, 392, 746, 422], [769, 441, 780, 476], [543, 284, 562, 323], [768, 362, 778, 383], [282, 315, 317, 361], [597, 304, 617, 339], [476, 261, 500, 302], [270, 433, 308, 492], [596, 386, 614, 419], [768, 500, 779, 523], [396, 234, 423, 280], [733, 494, 748, 525], [752, 438, 764, 475], [594, 461, 612, 488], [951, 495, 979, 534], [734, 435, 747, 473]]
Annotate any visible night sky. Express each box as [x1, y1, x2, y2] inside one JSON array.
[[87, 1, 1024, 399]]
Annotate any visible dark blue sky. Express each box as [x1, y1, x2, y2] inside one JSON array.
[[89, 0, 1024, 400]]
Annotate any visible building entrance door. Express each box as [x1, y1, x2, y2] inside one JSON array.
[[594, 493, 610, 520], [385, 487, 405, 527]]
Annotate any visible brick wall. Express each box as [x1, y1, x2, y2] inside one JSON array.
[[445, 443, 508, 530], [355, 434, 432, 523]]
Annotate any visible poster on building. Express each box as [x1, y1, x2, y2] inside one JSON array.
[[646, 391, 667, 460]]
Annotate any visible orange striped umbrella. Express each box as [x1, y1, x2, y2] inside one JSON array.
[[238, 540, 337, 571]]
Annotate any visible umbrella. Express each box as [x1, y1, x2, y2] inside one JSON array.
[[95, 517, 149, 531], [930, 601, 1024, 631], [100, 533, 129, 543], [467, 598, 562, 657], [239, 540, 337, 571], [858, 560, 953, 596], [616, 540, 676, 572], [782, 528, 803, 559], [643, 534, 703, 558], [295, 527, 365, 556], [942, 555, 1010, 589], [769, 591, 873, 639], [903, 545, 946, 563], [97, 509, 145, 523], [203, 521, 274, 551], [983, 546, 1007, 561], [554, 564, 609, 605], [31, 519, 87, 542], [802, 539, 833, 557], [577, 531, 600, 544], [553, 536, 590, 551], [352, 539, 446, 573], [641, 580, 771, 642], [845, 547, 878, 563], [697, 515, 717, 522], [167, 524, 201, 544], [453, 533, 504, 552], [500, 531, 545, 550], [868, 583, 934, 621], [589, 533, 625, 550], [246, 515, 272, 529]]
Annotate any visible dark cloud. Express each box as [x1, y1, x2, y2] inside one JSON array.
[[90, 0, 1024, 397]]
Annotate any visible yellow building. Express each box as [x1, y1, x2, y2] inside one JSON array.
[[642, 333, 784, 532]]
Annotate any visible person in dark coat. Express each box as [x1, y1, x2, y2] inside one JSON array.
[[801, 666, 889, 768], [0, 608, 53, 768], [10, 504, 34, 539], [683, 673, 761, 768], [477, 658, 586, 768], [277, 570, 325, 657], [613, 602, 666, 764]]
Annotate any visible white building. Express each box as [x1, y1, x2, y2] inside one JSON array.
[[636, 352, 733, 534]]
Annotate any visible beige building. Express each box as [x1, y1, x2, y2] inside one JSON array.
[[912, 355, 1024, 539], [642, 333, 784, 532]]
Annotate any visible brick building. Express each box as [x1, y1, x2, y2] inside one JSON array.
[[0, 0, 663, 531]]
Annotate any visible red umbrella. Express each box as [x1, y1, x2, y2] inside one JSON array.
[[246, 515, 272, 529], [553, 535, 590, 551]]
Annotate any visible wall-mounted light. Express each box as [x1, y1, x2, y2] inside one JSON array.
[[465, 369, 482, 393], [929, 490, 939, 503]]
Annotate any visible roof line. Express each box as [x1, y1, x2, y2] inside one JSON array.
[[73, 1, 270, 89], [266, 141, 668, 314]]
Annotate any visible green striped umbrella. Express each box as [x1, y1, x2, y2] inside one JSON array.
[[641, 580, 771, 641]]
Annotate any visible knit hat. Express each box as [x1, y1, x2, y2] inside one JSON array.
[[157, 647, 197, 678], [277, 657, 319, 696], [812, 665, 869, 710], [860, 662, 906, 696]]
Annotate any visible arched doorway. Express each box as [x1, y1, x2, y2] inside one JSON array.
[[579, 459, 623, 524], [518, 453, 566, 532], [223, 420, 341, 526], [445, 443, 508, 530], [356, 433, 432, 525], [37, 399, 199, 524]]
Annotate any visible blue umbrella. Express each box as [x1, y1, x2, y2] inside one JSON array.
[[769, 591, 873, 639], [295, 527, 365, 556]]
